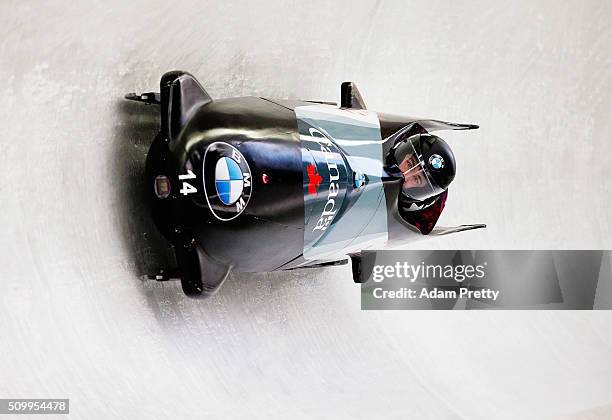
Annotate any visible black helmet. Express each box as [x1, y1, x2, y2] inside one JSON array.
[[390, 133, 456, 202]]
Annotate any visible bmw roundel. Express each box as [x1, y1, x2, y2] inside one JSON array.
[[215, 157, 244, 205], [203, 142, 252, 221], [429, 154, 444, 171], [353, 169, 366, 190]]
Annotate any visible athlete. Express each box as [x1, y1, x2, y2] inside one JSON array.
[[387, 133, 456, 234]]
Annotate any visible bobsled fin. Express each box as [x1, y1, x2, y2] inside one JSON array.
[[341, 82, 367, 109], [160, 71, 212, 141], [430, 224, 487, 236], [416, 119, 479, 132], [175, 244, 231, 298]]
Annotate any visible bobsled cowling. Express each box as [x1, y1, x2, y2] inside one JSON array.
[[128, 71, 485, 297]]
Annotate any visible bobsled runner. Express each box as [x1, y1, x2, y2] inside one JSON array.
[[126, 71, 485, 297]]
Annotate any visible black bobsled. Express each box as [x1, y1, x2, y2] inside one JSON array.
[[126, 71, 485, 297]]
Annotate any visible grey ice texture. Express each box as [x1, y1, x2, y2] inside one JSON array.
[[0, 1, 611, 419]]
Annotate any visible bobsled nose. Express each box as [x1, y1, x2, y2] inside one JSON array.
[[145, 133, 184, 243]]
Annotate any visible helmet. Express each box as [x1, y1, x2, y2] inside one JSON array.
[[390, 133, 456, 202]]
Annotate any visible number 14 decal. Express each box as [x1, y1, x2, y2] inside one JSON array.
[[179, 169, 197, 196]]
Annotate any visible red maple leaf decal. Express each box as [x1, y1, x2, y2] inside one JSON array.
[[307, 163, 323, 196]]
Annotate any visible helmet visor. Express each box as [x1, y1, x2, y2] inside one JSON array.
[[397, 141, 444, 201]]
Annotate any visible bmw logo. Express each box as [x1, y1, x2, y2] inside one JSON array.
[[353, 169, 366, 190], [203, 142, 252, 221], [215, 157, 244, 205], [429, 154, 444, 171]]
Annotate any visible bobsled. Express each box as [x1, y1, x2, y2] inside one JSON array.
[[126, 71, 485, 297]]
